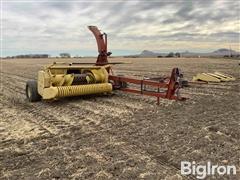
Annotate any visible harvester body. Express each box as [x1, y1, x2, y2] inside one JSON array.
[[38, 63, 112, 100], [26, 26, 186, 104]]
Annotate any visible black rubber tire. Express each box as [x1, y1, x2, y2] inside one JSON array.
[[181, 80, 189, 87], [26, 80, 41, 102]]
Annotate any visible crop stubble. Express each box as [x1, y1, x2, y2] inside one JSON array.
[[0, 57, 239, 179]]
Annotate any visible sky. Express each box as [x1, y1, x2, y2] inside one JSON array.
[[2, 0, 240, 57]]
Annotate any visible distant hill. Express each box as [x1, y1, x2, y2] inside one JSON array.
[[139, 50, 166, 57], [212, 48, 239, 56], [7, 54, 50, 58], [182, 48, 239, 57], [129, 49, 240, 58]]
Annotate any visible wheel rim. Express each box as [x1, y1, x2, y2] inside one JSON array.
[[27, 86, 32, 99]]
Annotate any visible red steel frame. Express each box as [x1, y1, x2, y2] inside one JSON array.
[[88, 26, 186, 104], [108, 68, 185, 105]]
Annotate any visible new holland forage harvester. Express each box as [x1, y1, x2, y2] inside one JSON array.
[[26, 26, 186, 105]]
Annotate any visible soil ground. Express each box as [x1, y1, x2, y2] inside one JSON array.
[[0, 57, 239, 179]]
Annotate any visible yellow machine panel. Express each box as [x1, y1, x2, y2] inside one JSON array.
[[42, 83, 112, 100], [27, 62, 113, 102], [192, 72, 236, 83]]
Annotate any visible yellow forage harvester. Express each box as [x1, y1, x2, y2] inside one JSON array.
[[26, 26, 186, 104], [26, 63, 112, 102]]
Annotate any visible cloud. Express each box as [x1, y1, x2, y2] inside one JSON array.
[[2, 0, 240, 56]]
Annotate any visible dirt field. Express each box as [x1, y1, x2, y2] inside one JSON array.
[[0, 57, 239, 179]]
